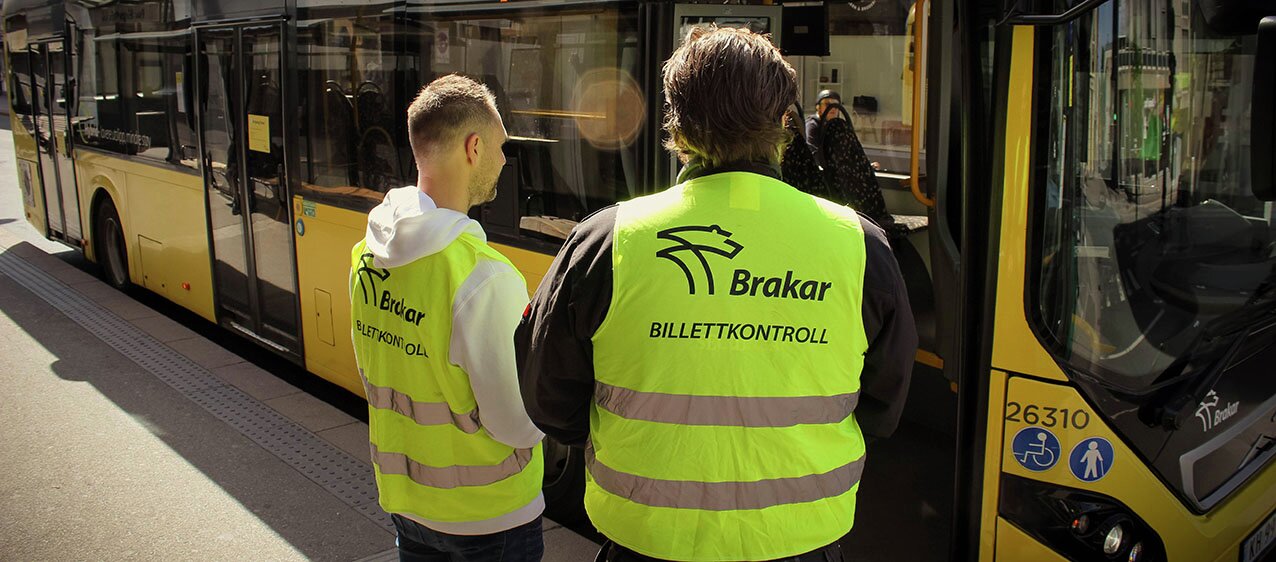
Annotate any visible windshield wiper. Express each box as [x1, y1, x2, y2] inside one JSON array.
[[1141, 279, 1276, 430]]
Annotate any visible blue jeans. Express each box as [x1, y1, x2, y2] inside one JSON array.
[[391, 514, 544, 562]]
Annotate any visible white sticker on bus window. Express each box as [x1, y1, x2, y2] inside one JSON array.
[[435, 29, 450, 65], [19, 161, 36, 207], [248, 114, 270, 153]]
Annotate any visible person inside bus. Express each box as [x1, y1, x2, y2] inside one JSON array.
[[805, 89, 842, 166], [348, 74, 546, 562], [516, 26, 917, 562]]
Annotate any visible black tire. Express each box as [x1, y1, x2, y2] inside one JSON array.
[[94, 198, 131, 290], [541, 436, 588, 525]]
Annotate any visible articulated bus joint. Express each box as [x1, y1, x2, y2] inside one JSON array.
[[999, 473, 1166, 562]]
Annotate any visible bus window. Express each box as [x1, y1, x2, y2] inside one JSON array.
[[73, 32, 193, 168], [120, 35, 197, 168], [296, 13, 408, 210], [1029, 0, 1276, 515], [1035, 0, 1275, 418], [9, 47, 35, 132], [784, 0, 925, 175], [408, 7, 642, 238]]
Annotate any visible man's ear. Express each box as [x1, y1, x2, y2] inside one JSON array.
[[464, 132, 481, 166]]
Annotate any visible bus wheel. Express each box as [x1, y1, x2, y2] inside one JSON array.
[[94, 198, 131, 290]]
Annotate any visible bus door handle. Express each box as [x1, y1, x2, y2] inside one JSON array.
[[909, 0, 935, 208]]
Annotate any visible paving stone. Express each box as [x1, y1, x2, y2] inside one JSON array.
[[22, 252, 72, 271], [10, 243, 45, 259], [266, 392, 357, 433], [167, 337, 245, 370], [131, 314, 200, 343], [97, 295, 159, 321], [317, 422, 372, 466], [544, 526, 602, 562], [0, 228, 22, 248], [211, 362, 301, 401], [44, 263, 97, 286], [73, 280, 128, 301]]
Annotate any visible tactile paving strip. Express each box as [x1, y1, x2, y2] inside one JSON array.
[[0, 251, 394, 535]]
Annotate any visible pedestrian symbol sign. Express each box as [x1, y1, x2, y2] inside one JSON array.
[[1011, 427, 1061, 472], [1069, 437, 1115, 482]]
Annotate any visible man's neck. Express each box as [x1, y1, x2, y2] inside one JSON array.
[[418, 171, 470, 214]]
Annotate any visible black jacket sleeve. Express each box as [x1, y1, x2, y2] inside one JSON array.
[[854, 214, 918, 438], [514, 207, 616, 447]]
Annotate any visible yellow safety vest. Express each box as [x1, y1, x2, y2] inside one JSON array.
[[349, 237, 543, 523], [588, 172, 870, 561]]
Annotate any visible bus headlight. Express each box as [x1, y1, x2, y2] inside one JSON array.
[[999, 474, 1165, 561], [1128, 542, 1145, 562], [1103, 524, 1125, 554]]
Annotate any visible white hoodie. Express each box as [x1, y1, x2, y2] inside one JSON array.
[[360, 186, 545, 535]]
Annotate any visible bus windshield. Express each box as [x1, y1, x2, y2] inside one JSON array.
[[1035, 0, 1276, 391]]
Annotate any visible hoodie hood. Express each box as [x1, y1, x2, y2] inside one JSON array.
[[364, 186, 486, 268]]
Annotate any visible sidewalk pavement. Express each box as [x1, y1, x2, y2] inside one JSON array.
[[0, 225, 598, 561]]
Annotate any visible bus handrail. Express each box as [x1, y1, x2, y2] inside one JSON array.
[[909, 0, 935, 208], [1004, 0, 1109, 26]]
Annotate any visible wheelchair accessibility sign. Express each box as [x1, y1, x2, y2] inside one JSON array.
[[1011, 427, 1061, 472], [1069, 437, 1115, 482]]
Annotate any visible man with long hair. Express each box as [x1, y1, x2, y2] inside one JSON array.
[[518, 28, 916, 561]]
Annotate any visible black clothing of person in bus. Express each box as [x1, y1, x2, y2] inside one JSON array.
[[805, 89, 842, 166]]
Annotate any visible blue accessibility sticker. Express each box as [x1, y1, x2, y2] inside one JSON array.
[[1011, 426, 1061, 472], [1069, 437, 1115, 483]]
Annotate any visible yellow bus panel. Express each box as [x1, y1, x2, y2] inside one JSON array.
[[991, 26, 1067, 383], [75, 151, 216, 322], [292, 196, 367, 396]]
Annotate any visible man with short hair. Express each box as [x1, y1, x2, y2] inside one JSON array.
[[350, 74, 545, 562], [516, 27, 917, 562], [805, 89, 842, 165]]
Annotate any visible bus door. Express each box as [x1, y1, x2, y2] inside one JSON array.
[[29, 38, 82, 245], [195, 22, 301, 357]]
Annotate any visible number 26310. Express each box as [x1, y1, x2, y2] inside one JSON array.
[[1005, 402, 1090, 429]]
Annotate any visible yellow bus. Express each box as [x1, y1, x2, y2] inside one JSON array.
[[5, 0, 1275, 559]]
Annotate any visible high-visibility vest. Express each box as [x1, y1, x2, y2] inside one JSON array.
[[349, 237, 543, 523], [588, 172, 870, 561]]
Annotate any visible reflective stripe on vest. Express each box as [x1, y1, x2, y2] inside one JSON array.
[[364, 381, 483, 434], [587, 173, 870, 561], [595, 381, 859, 427], [586, 445, 864, 511], [371, 444, 535, 489]]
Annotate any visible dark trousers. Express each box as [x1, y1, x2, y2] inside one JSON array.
[[391, 514, 544, 562], [602, 540, 844, 562]]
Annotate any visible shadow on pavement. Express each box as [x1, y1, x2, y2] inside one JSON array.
[[0, 242, 392, 561]]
